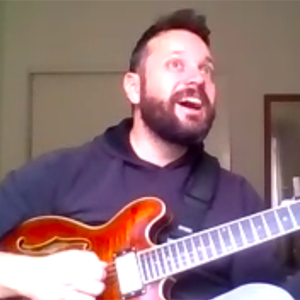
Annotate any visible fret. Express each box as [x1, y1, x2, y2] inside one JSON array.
[[249, 218, 260, 241], [238, 222, 249, 245], [177, 240, 188, 268], [229, 222, 244, 248], [219, 225, 235, 252], [261, 213, 272, 237], [287, 206, 297, 228], [251, 214, 268, 240], [274, 209, 285, 233], [137, 201, 300, 285], [240, 219, 256, 244], [208, 229, 223, 255], [216, 228, 227, 253], [200, 232, 214, 259], [144, 251, 155, 281], [169, 242, 180, 269], [208, 233, 217, 257], [263, 210, 281, 236], [275, 206, 294, 232], [162, 245, 173, 274], [184, 237, 196, 264], [139, 252, 149, 282], [289, 202, 300, 226], [150, 249, 160, 278], [156, 247, 166, 275], [191, 235, 205, 261]]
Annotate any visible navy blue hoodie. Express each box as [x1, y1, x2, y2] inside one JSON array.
[[0, 118, 299, 299]]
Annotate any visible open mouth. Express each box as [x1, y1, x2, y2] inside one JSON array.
[[177, 97, 202, 110]]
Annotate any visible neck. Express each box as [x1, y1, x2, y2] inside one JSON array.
[[129, 118, 187, 167]]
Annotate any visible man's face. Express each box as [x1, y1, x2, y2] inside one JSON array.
[[136, 29, 217, 146]]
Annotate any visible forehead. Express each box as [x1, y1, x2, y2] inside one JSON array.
[[146, 29, 212, 61]]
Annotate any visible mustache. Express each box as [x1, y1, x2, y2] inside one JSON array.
[[171, 85, 210, 105]]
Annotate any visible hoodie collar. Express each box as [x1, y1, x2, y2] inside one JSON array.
[[100, 118, 204, 169]]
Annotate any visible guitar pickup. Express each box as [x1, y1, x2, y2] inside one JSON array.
[[114, 248, 146, 299]]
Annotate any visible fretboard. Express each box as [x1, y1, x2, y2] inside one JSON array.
[[138, 200, 300, 284]]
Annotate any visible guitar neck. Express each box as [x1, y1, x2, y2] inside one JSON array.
[[137, 200, 300, 284]]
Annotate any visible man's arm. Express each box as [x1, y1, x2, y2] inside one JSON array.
[[229, 178, 300, 295], [0, 152, 66, 299], [0, 252, 33, 298], [0, 154, 61, 299], [0, 250, 107, 300], [230, 178, 286, 284], [0, 149, 72, 239]]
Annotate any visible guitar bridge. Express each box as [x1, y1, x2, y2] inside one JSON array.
[[114, 248, 145, 299]]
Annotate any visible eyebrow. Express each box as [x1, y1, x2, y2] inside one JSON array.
[[170, 50, 215, 65], [203, 56, 214, 65]]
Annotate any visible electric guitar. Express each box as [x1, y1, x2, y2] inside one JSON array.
[[0, 197, 299, 300]]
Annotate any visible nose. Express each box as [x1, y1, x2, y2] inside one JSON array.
[[185, 67, 205, 85]]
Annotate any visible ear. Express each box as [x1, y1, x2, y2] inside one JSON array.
[[122, 72, 140, 105]]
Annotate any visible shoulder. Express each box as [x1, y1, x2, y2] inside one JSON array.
[[15, 141, 96, 176], [217, 167, 266, 214], [1, 134, 107, 191]]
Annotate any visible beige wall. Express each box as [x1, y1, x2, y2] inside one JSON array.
[[0, 0, 300, 197], [0, 1, 4, 159]]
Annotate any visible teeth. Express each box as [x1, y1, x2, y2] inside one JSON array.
[[181, 97, 201, 104], [177, 97, 202, 109]]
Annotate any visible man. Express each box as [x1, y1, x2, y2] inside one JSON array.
[[0, 8, 298, 300]]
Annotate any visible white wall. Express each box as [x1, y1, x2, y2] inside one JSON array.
[[272, 102, 300, 199], [0, 0, 300, 197]]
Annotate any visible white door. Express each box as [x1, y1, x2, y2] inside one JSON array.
[[30, 71, 129, 158]]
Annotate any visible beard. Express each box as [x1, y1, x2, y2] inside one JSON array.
[[137, 82, 216, 147]]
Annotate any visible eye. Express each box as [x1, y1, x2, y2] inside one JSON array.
[[166, 58, 184, 72], [200, 64, 214, 77]]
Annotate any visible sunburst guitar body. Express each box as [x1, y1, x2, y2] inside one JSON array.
[[1, 197, 300, 300]]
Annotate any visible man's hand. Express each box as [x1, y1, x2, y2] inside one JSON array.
[[0, 249, 107, 300]]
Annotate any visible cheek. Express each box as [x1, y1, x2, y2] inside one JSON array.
[[146, 76, 174, 100], [205, 82, 216, 105]]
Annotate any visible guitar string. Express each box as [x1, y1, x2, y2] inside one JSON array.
[[103, 225, 281, 283], [20, 207, 294, 283], [102, 219, 279, 278], [103, 247, 211, 283]]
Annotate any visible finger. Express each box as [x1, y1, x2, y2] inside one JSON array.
[[78, 252, 108, 279], [66, 280, 106, 297], [88, 264, 108, 282], [59, 288, 97, 300], [63, 267, 106, 289], [77, 267, 106, 283]]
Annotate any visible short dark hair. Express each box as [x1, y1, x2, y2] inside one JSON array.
[[129, 8, 211, 72]]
